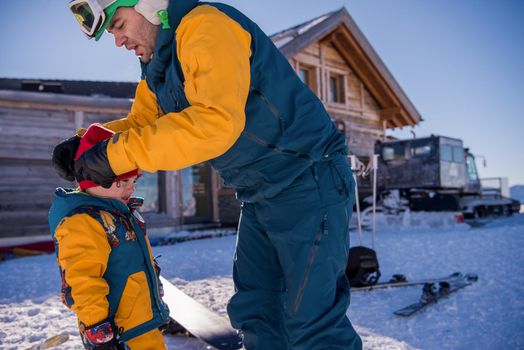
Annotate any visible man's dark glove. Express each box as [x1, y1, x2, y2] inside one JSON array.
[[73, 139, 116, 189], [79, 318, 129, 350], [52, 135, 81, 181]]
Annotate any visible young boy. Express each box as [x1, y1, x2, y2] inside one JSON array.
[[49, 124, 169, 350]]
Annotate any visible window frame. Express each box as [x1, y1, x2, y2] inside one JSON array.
[[452, 146, 465, 163], [381, 143, 405, 161], [133, 170, 164, 213], [409, 140, 435, 159], [297, 63, 318, 94], [440, 144, 453, 162], [327, 72, 346, 104]]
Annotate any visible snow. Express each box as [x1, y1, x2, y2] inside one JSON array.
[[296, 15, 330, 35], [1, 215, 524, 350], [271, 14, 330, 48], [272, 36, 294, 49], [510, 185, 524, 203], [511, 185, 524, 213]]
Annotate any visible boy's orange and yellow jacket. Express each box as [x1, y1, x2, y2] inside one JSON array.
[[48, 188, 169, 342]]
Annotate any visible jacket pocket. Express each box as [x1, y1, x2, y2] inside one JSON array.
[[330, 157, 355, 199], [115, 271, 153, 332]]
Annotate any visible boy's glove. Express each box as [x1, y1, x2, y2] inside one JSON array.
[[73, 139, 116, 189], [52, 135, 81, 181], [79, 318, 129, 350]]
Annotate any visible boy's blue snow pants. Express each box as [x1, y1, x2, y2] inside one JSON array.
[[227, 155, 362, 350]]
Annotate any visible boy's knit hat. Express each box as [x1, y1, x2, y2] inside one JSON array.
[[74, 123, 140, 190]]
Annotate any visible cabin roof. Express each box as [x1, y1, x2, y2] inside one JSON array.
[[0, 78, 137, 98], [270, 7, 422, 128]]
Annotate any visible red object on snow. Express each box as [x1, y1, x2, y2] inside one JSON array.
[[0, 240, 55, 258]]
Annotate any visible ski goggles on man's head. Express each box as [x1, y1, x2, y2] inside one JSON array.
[[68, 0, 138, 40]]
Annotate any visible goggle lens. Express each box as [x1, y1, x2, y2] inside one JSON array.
[[70, 2, 96, 33]]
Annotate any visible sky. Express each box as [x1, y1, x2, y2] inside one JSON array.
[[0, 0, 523, 186]]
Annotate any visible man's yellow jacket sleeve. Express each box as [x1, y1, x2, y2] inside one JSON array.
[[55, 214, 111, 326], [106, 5, 252, 175], [103, 80, 162, 133]]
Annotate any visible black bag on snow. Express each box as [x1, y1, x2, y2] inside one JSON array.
[[346, 246, 381, 287]]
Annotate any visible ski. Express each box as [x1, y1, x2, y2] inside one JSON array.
[[393, 273, 478, 317], [160, 276, 243, 350], [351, 272, 465, 291], [26, 333, 69, 350]]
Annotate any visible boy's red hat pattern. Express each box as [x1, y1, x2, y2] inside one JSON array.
[[74, 124, 140, 190]]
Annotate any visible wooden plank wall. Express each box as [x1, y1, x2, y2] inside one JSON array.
[[0, 106, 119, 238], [291, 41, 384, 157]]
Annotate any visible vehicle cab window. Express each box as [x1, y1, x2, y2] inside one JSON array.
[[466, 155, 479, 181], [382, 143, 405, 161], [452, 146, 465, 163], [440, 144, 453, 162], [410, 140, 433, 158]]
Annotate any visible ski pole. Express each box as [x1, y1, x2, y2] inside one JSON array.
[[350, 156, 363, 245], [371, 154, 378, 251]]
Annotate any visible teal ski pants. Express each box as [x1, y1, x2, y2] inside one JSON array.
[[227, 156, 362, 350]]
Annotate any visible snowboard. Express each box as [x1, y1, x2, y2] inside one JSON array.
[[393, 272, 478, 317], [351, 272, 464, 292], [160, 276, 243, 350]]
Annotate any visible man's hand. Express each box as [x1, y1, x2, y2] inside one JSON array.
[[73, 139, 116, 188], [52, 135, 81, 181]]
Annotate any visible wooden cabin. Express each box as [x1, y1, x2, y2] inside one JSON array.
[[271, 8, 421, 157], [0, 7, 421, 243], [0, 81, 173, 240]]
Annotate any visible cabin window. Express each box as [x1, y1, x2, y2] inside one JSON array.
[[328, 74, 345, 104], [134, 171, 160, 212], [298, 68, 310, 86], [410, 141, 433, 158], [180, 163, 213, 223], [452, 146, 464, 163], [298, 65, 317, 93], [440, 144, 453, 162], [381, 143, 404, 161]]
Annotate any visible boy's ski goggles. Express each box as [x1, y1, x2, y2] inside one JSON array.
[[68, 0, 138, 40]]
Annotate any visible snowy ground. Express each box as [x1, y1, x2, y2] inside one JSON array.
[[1, 213, 523, 350]]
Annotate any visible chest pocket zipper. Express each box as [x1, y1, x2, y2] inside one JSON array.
[[251, 87, 285, 133]]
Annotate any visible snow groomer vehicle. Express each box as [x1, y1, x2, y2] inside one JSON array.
[[373, 135, 520, 218]]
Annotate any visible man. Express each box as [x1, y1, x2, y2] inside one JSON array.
[[54, 0, 362, 349]]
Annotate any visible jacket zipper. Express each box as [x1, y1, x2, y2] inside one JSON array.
[[129, 215, 169, 321], [251, 87, 285, 132]]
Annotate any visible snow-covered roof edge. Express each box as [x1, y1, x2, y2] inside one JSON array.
[[269, 10, 337, 48]]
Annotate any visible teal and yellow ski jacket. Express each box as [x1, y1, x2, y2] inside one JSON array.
[[48, 188, 169, 341], [99, 0, 347, 202]]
